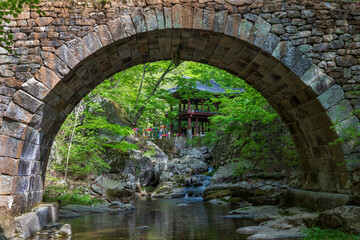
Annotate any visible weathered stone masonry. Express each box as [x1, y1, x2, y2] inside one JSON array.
[[0, 0, 360, 216]]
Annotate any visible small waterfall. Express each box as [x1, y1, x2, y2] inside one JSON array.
[[183, 166, 214, 199]]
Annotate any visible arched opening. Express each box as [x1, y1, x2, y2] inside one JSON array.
[[1, 13, 357, 216]]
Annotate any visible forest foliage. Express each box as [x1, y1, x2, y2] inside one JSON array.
[[48, 61, 298, 179]]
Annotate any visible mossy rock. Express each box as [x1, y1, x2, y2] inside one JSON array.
[[204, 189, 232, 201], [105, 188, 133, 203]]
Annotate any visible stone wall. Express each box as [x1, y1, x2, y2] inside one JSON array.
[[0, 0, 359, 216]]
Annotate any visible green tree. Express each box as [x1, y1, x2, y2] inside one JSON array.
[[0, 0, 42, 53]]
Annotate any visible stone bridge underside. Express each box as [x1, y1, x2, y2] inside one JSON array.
[[0, 0, 360, 216]]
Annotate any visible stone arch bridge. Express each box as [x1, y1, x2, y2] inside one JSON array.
[[0, 0, 359, 216]]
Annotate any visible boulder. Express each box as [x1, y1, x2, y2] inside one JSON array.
[[59, 202, 135, 218], [151, 182, 186, 198], [92, 173, 136, 203], [204, 179, 282, 205], [211, 163, 238, 184], [318, 206, 360, 233], [236, 226, 305, 240], [179, 148, 205, 162], [229, 205, 282, 222], [59, 224, 72, 236]]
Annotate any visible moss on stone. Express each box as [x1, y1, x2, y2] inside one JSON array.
[[204, 189, 232, 201]]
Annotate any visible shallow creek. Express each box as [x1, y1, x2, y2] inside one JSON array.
[[59, 198, 254, 240]]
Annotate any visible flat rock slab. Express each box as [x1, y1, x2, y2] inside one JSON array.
[[230, 205, 282, 222], [237, 226, 305, 240], [59, 203, 135, 218]]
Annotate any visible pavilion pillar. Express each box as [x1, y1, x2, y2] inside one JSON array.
[[170, 105, 174, 138], [179, 119, 182, 136], [187, 98, 192, 138], [187, 117, 192, 139], [196, 118, 198, 136]]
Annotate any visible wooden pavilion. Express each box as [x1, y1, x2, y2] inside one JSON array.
[[168, 78, 244, 138]]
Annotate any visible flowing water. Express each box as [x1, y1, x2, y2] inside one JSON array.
[[60, 198, 253, 240]]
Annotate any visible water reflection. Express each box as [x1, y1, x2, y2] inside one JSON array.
[[60, 198, 252, 240]]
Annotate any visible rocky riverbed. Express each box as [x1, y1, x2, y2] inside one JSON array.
[[6, 137, 360, 240]]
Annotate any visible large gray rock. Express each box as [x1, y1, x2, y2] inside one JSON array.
[[211, 163, 238, 184], [230, 205, 282, 222], [204, 179, 282, 205], [237, 226, 305, 240], [179, 148, 205, 162], [318, 206, 360, 233], [59, 202, 135, 218], [92, 173, 136, 203]]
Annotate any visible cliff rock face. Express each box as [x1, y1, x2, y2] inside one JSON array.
[[91, 134, 169, 202]]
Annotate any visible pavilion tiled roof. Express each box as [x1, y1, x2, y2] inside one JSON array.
[[168, 78, 244, 95]]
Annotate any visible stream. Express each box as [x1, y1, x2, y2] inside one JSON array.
[[59, 198, 253, 240]]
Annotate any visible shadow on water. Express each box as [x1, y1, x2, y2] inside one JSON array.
[[60, 198, 254, 240]]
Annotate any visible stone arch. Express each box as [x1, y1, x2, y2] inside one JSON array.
[[0, 2, 359, 216]]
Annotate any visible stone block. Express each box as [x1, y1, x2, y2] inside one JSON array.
[[213, 10, 228, 33], [15, 176, 30, 194], [0, 118, 27, 139], [0, 87, 16, 97], [281, 47, 302, 72], [203, 8, 215, 31], [262, 33, 280, 55], [35, 17, 53, 26], [224, 14, 241, 37], [43, 92, 68, 112], [336, 55, 356, 67], [317, 84, 345, 110], [82, 31, 103, 55], [75, 65, 96, 87], [334, 116, 360, 140], [20, 140, 40, 162], [240, 18, 253, 41], [300, 64, 324, 86], [310, 74, 334, 95], [172, 4, 183, 29], [55, 44, 80, 70], [13, 90, 43, 114], [132, 11, 147, 33], [182, 5, 193, 29], [0, 157, 19, 176], [293, 54, 313, 78], [0, 195, 26, 218], [52, 81, 75, 102], [63, 76, 88, 95], [34, 66, 61, 90], [249, 17, 271, 48], [272, 41, 292, 61], [14, 211, 41, 238], [94, 25, 114, 47], [106, 18, 127, 42], [327, 99, 354, 124], [0, 175, 17, 194], [21, 78, 50, 101], [164, 7, 172, 29], [4, 102, 33, 124], [42, 52, 70, 79], [155, 8, 165, 30]]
